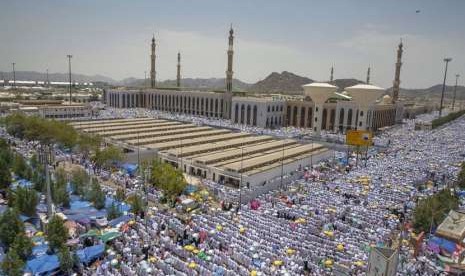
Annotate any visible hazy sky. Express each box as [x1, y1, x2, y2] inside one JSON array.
[[1, 0, 464, 88]]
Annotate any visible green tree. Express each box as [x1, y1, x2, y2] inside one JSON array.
[[128, 193, 144, 216], [0, 208, 24, 248], [12, 154, 28, 179], [413, 189, 459, 232], [107, 202, 122, 220], [57, 245, 75, 275], [115, 187, 126, 202], [32, 167, 45, 192], [457, 163, 465, 189], [93, 145, 123, 170], [149, 160, 187, 203], [51, 168, 70, 207], [0, 159, 12, 189], [0, 249, 24, 276], [87, 178, 105, 209], [77, 133, 101, 159], [0, 138, 13, 165], [10, 232, 33, 260], [11, 187, 38, 217], [70, 167, 89, 196], [47, 215, 68, 251]]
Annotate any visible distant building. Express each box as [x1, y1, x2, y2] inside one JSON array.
[[105, 28, 402, 134]]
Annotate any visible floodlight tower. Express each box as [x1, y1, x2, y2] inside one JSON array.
[[439, 58, 452, 117]]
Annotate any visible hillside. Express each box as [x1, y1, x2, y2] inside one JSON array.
[[0, 71, 115, 83], [249, 71, 313, 94], [249, 71, 365, 94], [122, 77, 251, 91], [388, 85, 465, 101]]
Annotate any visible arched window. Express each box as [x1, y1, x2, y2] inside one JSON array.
[[307, 107, 313, 128], [215, 99, 219, 115], [234, 104, 239, 123], [252, 105, 257, 126], [246, 105, 251, 125], [292, 106, 298, 126], [287, 106, 291, 126], [240, 104, 245, 124], [330, 109, 336, 130], [322, 108, 328, 130], [300, 107, 306, 127], [347, 109, 353, 129]]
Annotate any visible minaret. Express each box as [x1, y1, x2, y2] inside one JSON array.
[[366, 66, 371, 84], [223, 25, 234, 119], [226, 26, 234, 93], [330, 66, 334, 82], [177, 52, 181, 88], [392, 40, 403, 103], [150, 35, 156, 89]]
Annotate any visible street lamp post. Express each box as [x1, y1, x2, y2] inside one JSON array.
[[439, 58, 452, 117], [238, 141, 244, 212], [67, 55, 73, 103], [280, 140, 285, 190], [452, 74, 460, 111], [11, 62, 16, 90]]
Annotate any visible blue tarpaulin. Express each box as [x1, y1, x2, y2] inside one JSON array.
[[25, 254, 60, 275], [184, 184, 198, 194], [31, 244, 49, 257], [108, 215, 132, 227], [76, 244, 105, 264], [12, 179, 33, 189], [121, 163, 138, 176], [429, 236, 457, 254], [105, 197, 131, 213]]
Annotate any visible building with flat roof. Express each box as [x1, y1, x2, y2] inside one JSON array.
[[70, 117, 332, 189], [104, 28, 405, 134]]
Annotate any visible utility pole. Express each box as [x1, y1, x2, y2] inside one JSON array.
[[67, 55, 73, 103], [238, 140, 244, 212], [12, 62, 16, 90], [452, 74, 459, 111], [39, 145, 54, 218], [46, 69, 49, 87], [280, 140, 285, 190], [439, 58, 452, 117], [144, 71, 147, 88]]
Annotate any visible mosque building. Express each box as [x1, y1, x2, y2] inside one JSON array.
[[105, 27, 401, 134]]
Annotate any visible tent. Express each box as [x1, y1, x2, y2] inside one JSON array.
[[429, 236, 457, 254], [76, 244, 105, 264], [108, 215, 132, 228], [121, 163, 138, 176], [100, 231, 121, 243], [25, 254, 60, 275], [12, 179, 33, 189], [31, 244, 49, 257], [80, 229, 100, 238]]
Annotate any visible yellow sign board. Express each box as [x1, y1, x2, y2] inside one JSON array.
[[346, 130, 373, 146]]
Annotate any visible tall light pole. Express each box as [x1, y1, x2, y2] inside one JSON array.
[[12, 62, 16, 89], [452, 74, 460, 111], [280, 140, 285, 190], [238, 140, 244, 212], [439, 58, 452, 117], [46, 69, 49, 87], [67, 55, 73, 103]]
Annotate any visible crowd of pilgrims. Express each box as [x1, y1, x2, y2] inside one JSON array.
[[76, 109, 463, 275], [2, 108, 464, 275]]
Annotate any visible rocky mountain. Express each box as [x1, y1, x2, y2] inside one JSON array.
[[0, 71, 115, 83], [249, 71, 313, 94], [388, 85, 465, 101], [249, 71, 365, 94]]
